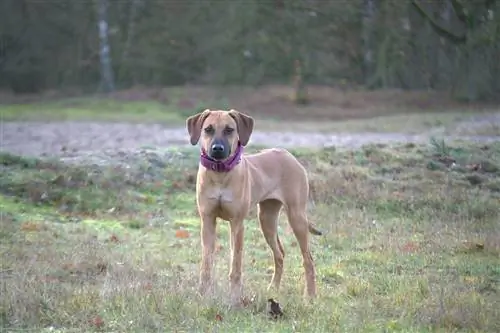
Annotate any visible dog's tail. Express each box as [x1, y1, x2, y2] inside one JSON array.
[[308, 223, 323, 236]]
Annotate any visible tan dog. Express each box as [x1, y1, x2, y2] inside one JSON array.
[[186, 109, 322, 306]]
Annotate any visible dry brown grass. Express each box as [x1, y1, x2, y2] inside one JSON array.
[[1, 140, 499, 332]]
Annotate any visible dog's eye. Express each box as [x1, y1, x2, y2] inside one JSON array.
[[224, 127, 234, 135], [204, 126, 214, 134]]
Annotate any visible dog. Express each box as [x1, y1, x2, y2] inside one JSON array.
[[186, 109, 322, 306]]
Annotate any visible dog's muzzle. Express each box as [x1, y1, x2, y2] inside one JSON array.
[[209, 138, 231, 160]]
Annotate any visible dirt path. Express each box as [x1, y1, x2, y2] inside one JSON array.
[[1, 120, 499, 159]]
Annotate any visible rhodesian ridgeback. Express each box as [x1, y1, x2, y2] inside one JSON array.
[[186, 109, 322, 306]]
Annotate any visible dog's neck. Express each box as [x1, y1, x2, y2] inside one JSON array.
[[200, 143, 243, 173]]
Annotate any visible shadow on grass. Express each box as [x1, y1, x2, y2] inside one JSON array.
[[1, 140, 499, 331]]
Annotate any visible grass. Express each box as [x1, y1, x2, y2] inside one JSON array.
[[0, 98, 189, 124], [256, 111, 498, 134], [453, 122, 500, 137], [2, 85, 499, 135], [2, 96, 497, 135], [1, 140, 500, 332]]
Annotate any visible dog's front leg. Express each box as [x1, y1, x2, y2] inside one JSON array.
[[199, 213, 216, 296], [229, 220, 245, 306]]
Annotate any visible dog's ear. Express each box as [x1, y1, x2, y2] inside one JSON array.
[[186, 109, 210, 145], [228, 109, 254, 146]]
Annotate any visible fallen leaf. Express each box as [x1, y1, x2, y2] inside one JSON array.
[[62, 263, 76, 271], [20, 222, 42, 232], [463, 276, 479, 284], [89, 315, 105, 328], [462, 241, 485, 252], [40, 275, 59, 283], [108, 234, 119, 243], [215, 314, 223, 321], [175, 229, 190, 239], [401, 241, 419, 253]]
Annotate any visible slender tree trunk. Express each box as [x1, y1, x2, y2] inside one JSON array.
[[426, 2, 442, 89], [408, 2, 423, 89], [121, 0, 140, 63], [362, 0, 375, 86], [492, 10, 500, 98], [293, 59, 309, 105], [97, 0, 115, 92], [440, 0, 452, 90]]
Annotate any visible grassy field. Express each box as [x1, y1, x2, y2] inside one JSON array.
[[0, 98, 189, 124], [1, 138, 499, 332], [2, 85, 499, 135]]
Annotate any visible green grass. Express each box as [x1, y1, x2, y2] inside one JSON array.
[[1, 141, 499, 332], [3, 93, 498, 135], [0, 98, 186, 124]]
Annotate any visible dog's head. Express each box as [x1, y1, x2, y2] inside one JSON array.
[[186, 109, 254, 161]]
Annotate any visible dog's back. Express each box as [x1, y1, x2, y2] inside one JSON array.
[[245, 147, 307, 179]]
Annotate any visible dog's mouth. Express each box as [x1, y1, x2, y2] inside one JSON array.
[[208, 150, 229, 161]]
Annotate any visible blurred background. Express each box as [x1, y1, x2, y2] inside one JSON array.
[[1, 0, 499, 101]]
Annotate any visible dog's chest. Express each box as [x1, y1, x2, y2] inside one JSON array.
[[206, 187, 234, 203], [202, 186, 244, 220]]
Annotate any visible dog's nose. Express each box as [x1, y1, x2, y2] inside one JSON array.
[[211, 143, 224, 152]]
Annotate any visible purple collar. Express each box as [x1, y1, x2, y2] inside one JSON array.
[[200, 143, 243, 172]]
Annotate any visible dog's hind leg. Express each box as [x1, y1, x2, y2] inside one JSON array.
[[285, 207, 317, 299], [258, 199, 285, 293]]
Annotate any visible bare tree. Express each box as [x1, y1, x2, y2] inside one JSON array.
[[121, 0, 141, 64], [362, 0, 376, 86], [97, 0, 115, 92]]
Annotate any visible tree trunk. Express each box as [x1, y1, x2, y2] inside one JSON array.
[[121, 0, 141, 64], [293, 59, 309, 105], [362, 0, 375, 86], [426, 2, 442, 89], [97, 0, 115, 92], [440, 0, 453, 90]]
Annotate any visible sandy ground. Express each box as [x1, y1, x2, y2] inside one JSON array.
[[1, 118, 499, 158]]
